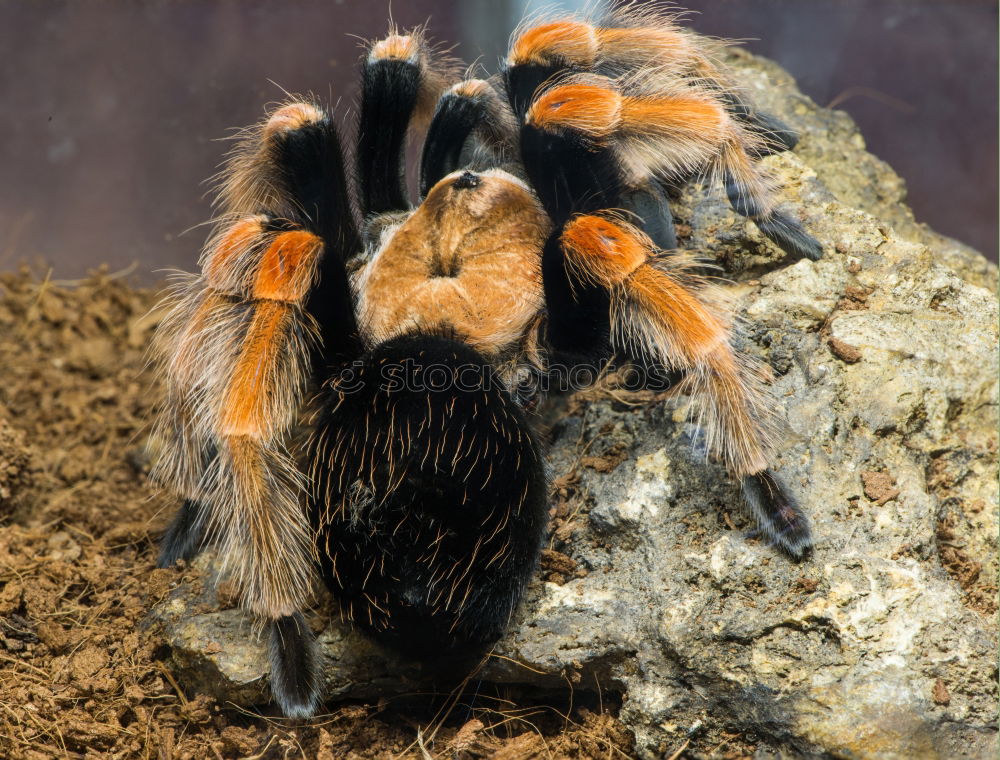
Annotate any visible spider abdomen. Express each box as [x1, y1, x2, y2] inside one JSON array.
[[308, 333, 548, 653]]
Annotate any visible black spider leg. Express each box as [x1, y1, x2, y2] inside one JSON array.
[[504, 62, 563, 121], [357, 51, 423, 218], [719, 91, 799, 157], [718, 150, 817, 552], [522, 118, 623, 367], [701, 85, 821, 262], [620, 182, 677, 251], [506, 60, 619, 359], [741, 470, 812, 560], [419, 84, 506, 197], [273, 116, 365, 368], [157, 498, 207, 567], [157, 436, 218, 567], [509, 56, 653, 368], [724, 169, 823, 263], [420, 94, 478, 196], [259, 112, 364, 717], [268, 611, 322, 719], [514, 79, 812, 560]]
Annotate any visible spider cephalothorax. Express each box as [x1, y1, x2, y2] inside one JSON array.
[[151, 7, 820, 717]]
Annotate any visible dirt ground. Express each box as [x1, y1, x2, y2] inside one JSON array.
[[0, 269, 660, 760]]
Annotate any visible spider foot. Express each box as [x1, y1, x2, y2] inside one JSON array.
[[741, 470, 813, 561], [156, 498, 206, 568], [268, 612, 322, 719], [755, 210, 824, 262]]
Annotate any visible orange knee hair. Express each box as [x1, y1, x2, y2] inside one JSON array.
[[252, 230, 323, 303], [527, 83, 622, 140], [510, 20, 598, 67]]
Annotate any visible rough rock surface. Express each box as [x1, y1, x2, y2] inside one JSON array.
[[151, 52, 999, 759]]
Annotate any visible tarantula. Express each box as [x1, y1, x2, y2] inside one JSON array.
[[151, 6, 820, 718]]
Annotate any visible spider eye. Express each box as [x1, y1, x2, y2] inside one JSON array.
[[452, 171, 481, 190]]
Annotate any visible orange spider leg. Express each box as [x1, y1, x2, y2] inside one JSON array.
[[153, 94, 364, 715], [527, 82, 623, 142], [509, 19, 598, 67], [561, 213, 772, 476], [558, 213, 810, 555]]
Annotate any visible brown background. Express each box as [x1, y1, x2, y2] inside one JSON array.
[[0, 0, 996, 280]]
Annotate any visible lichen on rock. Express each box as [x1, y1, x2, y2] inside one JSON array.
[[150, 51, 998, 759]]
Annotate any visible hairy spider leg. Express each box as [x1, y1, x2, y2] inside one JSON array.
[[154, 101, 367, 717], [358, 37, 423, 216], [308, 334, 548, 655], [511, 80, 682, 366], [507, 12, 797, 153], [511, 68, 811, 557], [618, 83, 821, 261], [419, 78, 515, 198], [505, 18, 597, 119], [513, 78, 631, 364], [723, 165, 823, 262], [358, 30, 458, 218], [507, 14, 821, 262], [527, 76, 821, 264], [559, 214, 811, 558]]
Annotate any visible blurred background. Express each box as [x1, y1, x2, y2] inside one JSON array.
[[1, 0, 996, 280]]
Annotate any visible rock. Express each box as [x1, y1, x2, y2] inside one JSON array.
[[149, 52, 998, 758]]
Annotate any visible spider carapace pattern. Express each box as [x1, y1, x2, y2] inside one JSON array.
[[151, 6, 821, 717]]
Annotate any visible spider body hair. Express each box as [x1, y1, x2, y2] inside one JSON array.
[[152, 8, 820, 718], [308, 333, 548, 653]]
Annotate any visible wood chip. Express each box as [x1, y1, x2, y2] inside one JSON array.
[[861, 470, 900, 506], [932, 678, 950, 705], [829, 337, 862, 363]]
